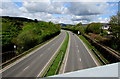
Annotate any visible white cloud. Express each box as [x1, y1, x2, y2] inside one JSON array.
[[51, 0, 119, 2], [0, 2, 22, 16], [93, 17, 110, 23], [66, 2, 110, 16], [20, 1, 65, 14], [0, 1, 116, 24]]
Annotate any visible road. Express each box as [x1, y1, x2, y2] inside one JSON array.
[[64, 31, 99, 73], [2, 30, 66, 77]]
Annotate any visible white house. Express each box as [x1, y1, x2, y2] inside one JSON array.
[[101, 23, 110, 30], [101, 23, 112, 34]]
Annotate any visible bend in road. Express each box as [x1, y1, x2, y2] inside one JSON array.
[[65, 31, 99, 73], [2, 30, 66, 77]]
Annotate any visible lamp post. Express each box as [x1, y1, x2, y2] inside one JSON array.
[[78, 31, 80, 35], [14, 45, 16, 54]]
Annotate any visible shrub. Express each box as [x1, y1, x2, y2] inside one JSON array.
[[12, 22, 60, 53]]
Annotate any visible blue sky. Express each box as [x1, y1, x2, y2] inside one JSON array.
[[1, 1, 119, 24], [14, 2, 23, 7]]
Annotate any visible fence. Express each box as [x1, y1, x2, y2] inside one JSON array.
[[83, 34, 120, 63], [1, 51, 16, 63]]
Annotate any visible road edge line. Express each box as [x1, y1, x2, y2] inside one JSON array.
[[37, 31, 66, 77], [75, 34, 100, 66], [59, 31, 70, 74], [1, 32, 61, 73]]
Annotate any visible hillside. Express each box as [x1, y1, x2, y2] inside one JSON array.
[[1, 16, 61, 54]]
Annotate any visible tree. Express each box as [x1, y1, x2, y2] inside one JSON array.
[[76, 22, 82, 26], [12, 22, 60, 53], [34, 19, 38, 23], [109, 12, 120, 39], [86, 23, 102, 34], [109, 12, 120, 50], [109, 12, 120, 25]]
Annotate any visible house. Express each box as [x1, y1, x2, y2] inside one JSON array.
[[101, 23, 110, 30], [101, 23, 112, 34]]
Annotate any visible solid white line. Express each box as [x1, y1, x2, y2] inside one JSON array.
[[62, 32, 71, 73], [0, 31, 62, 73], [75, 34, 100, 66], [37, 31, 66, 77]]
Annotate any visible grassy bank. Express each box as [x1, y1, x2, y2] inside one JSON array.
[[79, 35, 109, 65], [43, 31, 69, 77]]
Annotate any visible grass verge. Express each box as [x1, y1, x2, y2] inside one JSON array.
[[43, 32, 69, 77], [1, 33, 60, 68], [79, 35, 109, 65]]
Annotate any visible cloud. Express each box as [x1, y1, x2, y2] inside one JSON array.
[[97, 17, 110, 23], [71, 15, 97, 22], [20, 1, 65, 14], [66, 2, 110, 16], [0, 2, 22, 16], [1, 0, 119, 2], [0, 1, 117, 24]]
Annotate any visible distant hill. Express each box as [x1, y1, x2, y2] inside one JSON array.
[[82, 24, 88, 26], [0, 16, 35, 22], [59, 23, 73, 27]]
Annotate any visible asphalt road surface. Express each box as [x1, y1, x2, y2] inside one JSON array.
[[2, 30, 66, 77], [65, 31, 98, 73]]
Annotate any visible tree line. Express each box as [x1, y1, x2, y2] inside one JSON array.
[[2, 17, 60, 55], [62, 12, 120, 52]]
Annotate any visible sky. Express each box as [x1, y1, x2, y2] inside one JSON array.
[[0, 0, 119, 24]]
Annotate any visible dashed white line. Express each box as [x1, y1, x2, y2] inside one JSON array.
[[79, 58, 81, 62], [75, 34, 100, 66], [40, 54, 43, 57], [23, 66, 29, 71], [37, 32, 66, 77], [47, 47, 51, 50], [1, 32, 61, 73], [76, 45, 78, 48]]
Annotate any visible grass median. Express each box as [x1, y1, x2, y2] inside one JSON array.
[[43, 31, 69, 77]]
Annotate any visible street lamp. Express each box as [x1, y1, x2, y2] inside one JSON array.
[[14, 45, 16, 53], [78, 31, 80, 35]]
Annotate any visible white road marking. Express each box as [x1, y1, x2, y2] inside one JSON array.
[[79, 58, 81, 62], [75, 34, 100, 66], [37, 31, 66, 77], [1, 32, 61, 73], [40, 54, 43, 57], [76, 45, 78, 48], [78, 50, 79, 53], [47, 47, 51, 50], [23, 66, 29, 71], [52, 44, 55, 46], [62, 32, 71, 73]]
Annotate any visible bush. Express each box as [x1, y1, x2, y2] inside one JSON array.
[[12, 22, 60, 53], [100, 30, 108, 36]]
